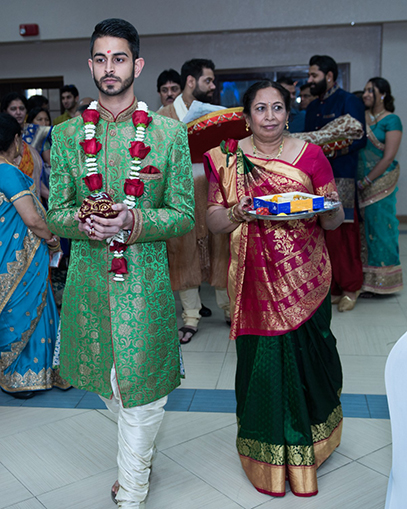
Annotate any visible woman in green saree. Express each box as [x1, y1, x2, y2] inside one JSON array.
[[204, 81, 344, 498], [358, 78, 403, 294]]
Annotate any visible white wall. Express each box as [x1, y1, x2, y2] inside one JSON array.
[[0, 24, 380, 110], [0, 0, 405, 42], [0, 1, 406, 214], [382, 22, 407, 215]]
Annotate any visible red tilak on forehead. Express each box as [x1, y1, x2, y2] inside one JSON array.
[[107, 50, 111, 54]]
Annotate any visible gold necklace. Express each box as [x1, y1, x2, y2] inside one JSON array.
[[369, 109, 385, 122], [251, 135, 284, 159], [0, 156, 14, 166]]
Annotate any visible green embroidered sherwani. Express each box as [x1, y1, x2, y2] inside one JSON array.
[[47, 100, 195, 408]]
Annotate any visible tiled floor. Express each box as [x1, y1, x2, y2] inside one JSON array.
[[2, 229, 407, 508]]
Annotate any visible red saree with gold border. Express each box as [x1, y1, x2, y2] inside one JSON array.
[[203, 142, 343, 497]]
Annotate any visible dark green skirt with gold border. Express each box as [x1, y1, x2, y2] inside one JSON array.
[[235, 295, 342, 497]]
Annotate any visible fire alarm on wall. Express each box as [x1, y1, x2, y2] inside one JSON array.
[[19, 24, 39, 37]]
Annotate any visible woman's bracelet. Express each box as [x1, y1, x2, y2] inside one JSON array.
[[357, 176, 372, 191], [227, 205, 244, 224], [45, 235, 60, 251], [48, 242, 61, 252]]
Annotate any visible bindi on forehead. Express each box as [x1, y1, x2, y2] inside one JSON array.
[[107, 50, 111, 54]]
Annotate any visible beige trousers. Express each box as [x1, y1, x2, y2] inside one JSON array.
[[179, 286, 230, 327], [101, 366, 167, 508]]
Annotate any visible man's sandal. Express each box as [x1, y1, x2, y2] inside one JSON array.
[[178, 326, 197, 344]]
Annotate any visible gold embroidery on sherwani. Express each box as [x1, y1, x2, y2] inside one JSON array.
[[48, 107, 195, 407]]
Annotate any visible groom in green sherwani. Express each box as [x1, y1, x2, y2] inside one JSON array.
[[47, 18, 194, 509]]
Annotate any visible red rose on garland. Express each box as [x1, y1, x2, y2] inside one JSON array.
[[132, 110, 152, 128], [140, 165, 160, 174], [80, 138, 102, 155], [82, 109, 100, 124], [124, 178, 144, 197], [129, 141, 151, 159], [83, 173, 103, 192], [109, 241, 128, 253], [109, 257, 128, 275]]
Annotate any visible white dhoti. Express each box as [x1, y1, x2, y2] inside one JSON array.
[[101, 366, 167, 508]]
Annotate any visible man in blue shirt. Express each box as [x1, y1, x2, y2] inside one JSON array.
[[305, 55, 366, 312]]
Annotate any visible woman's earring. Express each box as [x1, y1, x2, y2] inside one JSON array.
[[245, 122, 250, 132], [381, 96, 384, 101], [285, 120, 289, 130]]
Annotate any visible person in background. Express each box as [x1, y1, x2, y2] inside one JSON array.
[[156, 68, 181, 108], [276, 76, 304, 132], [53, 84, 79, 125], [1, 92, 43, 198], [74, 97, 96, 117], [204, 80, 344, 498], [159, 58, 230, 344], [27, 94, 49, 113], [24, 107, 53, 194], [299, 83, 317, 111], [26, 107, 51, 126], [306, 54, 366, 311], [0, 113, 68, 399], [357, 77, 403, 295]]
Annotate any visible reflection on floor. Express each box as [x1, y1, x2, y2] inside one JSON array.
[[2, 228, 407, 508]]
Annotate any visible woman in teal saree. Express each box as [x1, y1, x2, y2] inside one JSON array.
[[204, 81, 344, 498], [0, 113, 68, 398], [358, 77, 403, 294]]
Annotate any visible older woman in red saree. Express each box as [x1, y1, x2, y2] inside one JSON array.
[[204, 81, 345, 498]]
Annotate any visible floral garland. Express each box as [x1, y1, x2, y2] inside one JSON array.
[[80, 100, 153, 282]]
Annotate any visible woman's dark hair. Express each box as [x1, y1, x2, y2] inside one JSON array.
[[26, 107, 51, 125], [243, 81, 291, 116], [368, 77, 395, 113], [0, 113, 21, 152], [0, 92, 28, 113], [90, 18, 140, 61]]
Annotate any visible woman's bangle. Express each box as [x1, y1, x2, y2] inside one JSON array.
[[357, 176, 372, 191], [48, 242, 61, 252], [227, 205, 244, 224]]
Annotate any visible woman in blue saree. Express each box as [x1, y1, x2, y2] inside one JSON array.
[[357, 78, 403, 294], [0, 113, 69, 399]]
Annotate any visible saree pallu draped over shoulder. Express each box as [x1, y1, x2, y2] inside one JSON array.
[[204, 145, 333, 341], [204, 144, 343, 497], [0, 163, 68, 393], [358, 118, 403, 294]]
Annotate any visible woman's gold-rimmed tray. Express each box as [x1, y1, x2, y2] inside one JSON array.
[[246, 200, 341, 221]]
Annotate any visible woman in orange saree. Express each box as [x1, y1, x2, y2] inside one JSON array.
[[204, 81, 344, 498]]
